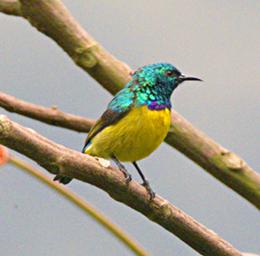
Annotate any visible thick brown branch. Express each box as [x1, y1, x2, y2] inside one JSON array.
[[0, 115, 242, 256], [1, 1, 259, 208], [9, 155, 149, 256], [18, 0, 131, 94], [0, 0, 21, 16], [1, 90, 259, 209], [0, 92, 94, 132], [166, 112, 260, 209]]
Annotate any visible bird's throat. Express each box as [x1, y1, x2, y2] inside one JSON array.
[[147, 100, 171, 110]]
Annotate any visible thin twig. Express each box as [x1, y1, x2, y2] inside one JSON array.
[[0, 92, 94, 132], [0, 115, 243, 256], [8, 155, 149, 256]]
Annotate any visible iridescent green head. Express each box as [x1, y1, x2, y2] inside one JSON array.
[[130, 63, 202, 110]]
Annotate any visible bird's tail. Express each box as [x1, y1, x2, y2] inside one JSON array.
[[53, 175, 73, 184], [54, 143, 89, 184], [53, 142, 90, 184]]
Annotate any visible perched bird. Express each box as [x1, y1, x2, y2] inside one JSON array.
[[54, 63, 201, 199]]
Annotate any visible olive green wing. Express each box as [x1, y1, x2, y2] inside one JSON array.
[[82, 109, 130, 152], [82, 85, 136, 152]]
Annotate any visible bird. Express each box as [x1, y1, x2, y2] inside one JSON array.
[[54, 63, 202, 199]]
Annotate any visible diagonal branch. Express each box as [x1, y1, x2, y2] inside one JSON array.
[[0, 91, 94, 132], [0, 0, 21, 16], [0, 115, 242, 256], [9, 155, 149, 256], [0, 1, 259, 208], [1, 90, 259, 209], [166, 111, 260, 209], [20, 0, 131, 94]]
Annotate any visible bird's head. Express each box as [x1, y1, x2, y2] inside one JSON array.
[[126, 63, 202, 110], [132, 63, 202, 98]]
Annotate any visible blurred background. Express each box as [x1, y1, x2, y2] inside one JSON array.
[[0, 1, 259, 255]]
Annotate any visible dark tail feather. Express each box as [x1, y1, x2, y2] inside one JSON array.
[[53, 175, 73, 184], [55, 144, 86, 184]]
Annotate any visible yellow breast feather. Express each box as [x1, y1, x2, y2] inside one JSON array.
[[85, 106, 171, 162]]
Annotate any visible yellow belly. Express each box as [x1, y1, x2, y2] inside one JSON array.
[[85, 106, 171, 162]]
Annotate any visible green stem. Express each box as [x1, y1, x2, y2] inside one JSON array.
[[8, 155, 149, 256]]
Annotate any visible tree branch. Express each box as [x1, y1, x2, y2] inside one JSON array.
[[0, 92, 94, 132], [9, 155, 149, 256], [0, 0, 21, 16], [20, 0, 132, 94], [0, 115, 242, 256], [1, 1, 259, 208], [166, 111, 260, 209], [1, 89, 259, 209]]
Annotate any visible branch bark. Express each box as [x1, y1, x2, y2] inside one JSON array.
[[166, 112, 260, 209], [0, 115, 242, 256], [1, 90, 259, 209], [0, 0, 21, 16], [20, 0, 131, 94], [9, 155, 149, 256], [0, 92, 94, 132]]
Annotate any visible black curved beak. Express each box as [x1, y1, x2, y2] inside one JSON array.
[[178, 74, 203, 84]]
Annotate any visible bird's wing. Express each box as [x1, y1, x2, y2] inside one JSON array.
[[82, 87, 134, 152]]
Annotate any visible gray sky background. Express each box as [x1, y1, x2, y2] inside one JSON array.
[[0, 1, 259, 255]]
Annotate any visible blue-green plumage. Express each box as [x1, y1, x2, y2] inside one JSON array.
[[109, 63, 181, 113], [54, 63, 201, 199]]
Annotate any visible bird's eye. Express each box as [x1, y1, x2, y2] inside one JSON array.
[[165, 70, 175, 77]]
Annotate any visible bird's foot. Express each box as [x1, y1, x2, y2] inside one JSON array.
[[120, 167, 132, 183], [112, 156, 132, 184], [142, 180, 155, 200]]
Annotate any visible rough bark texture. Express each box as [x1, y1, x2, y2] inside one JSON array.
[[9, 155, 150, 256], [0, 92, 95, 132], [19, 0, 132, 95], [166, 111, 260, 209], [0, 115, 242, 256], [0, 0, 21, 16]]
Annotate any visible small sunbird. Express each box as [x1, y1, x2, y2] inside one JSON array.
[[54, 63, 202, 199]]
